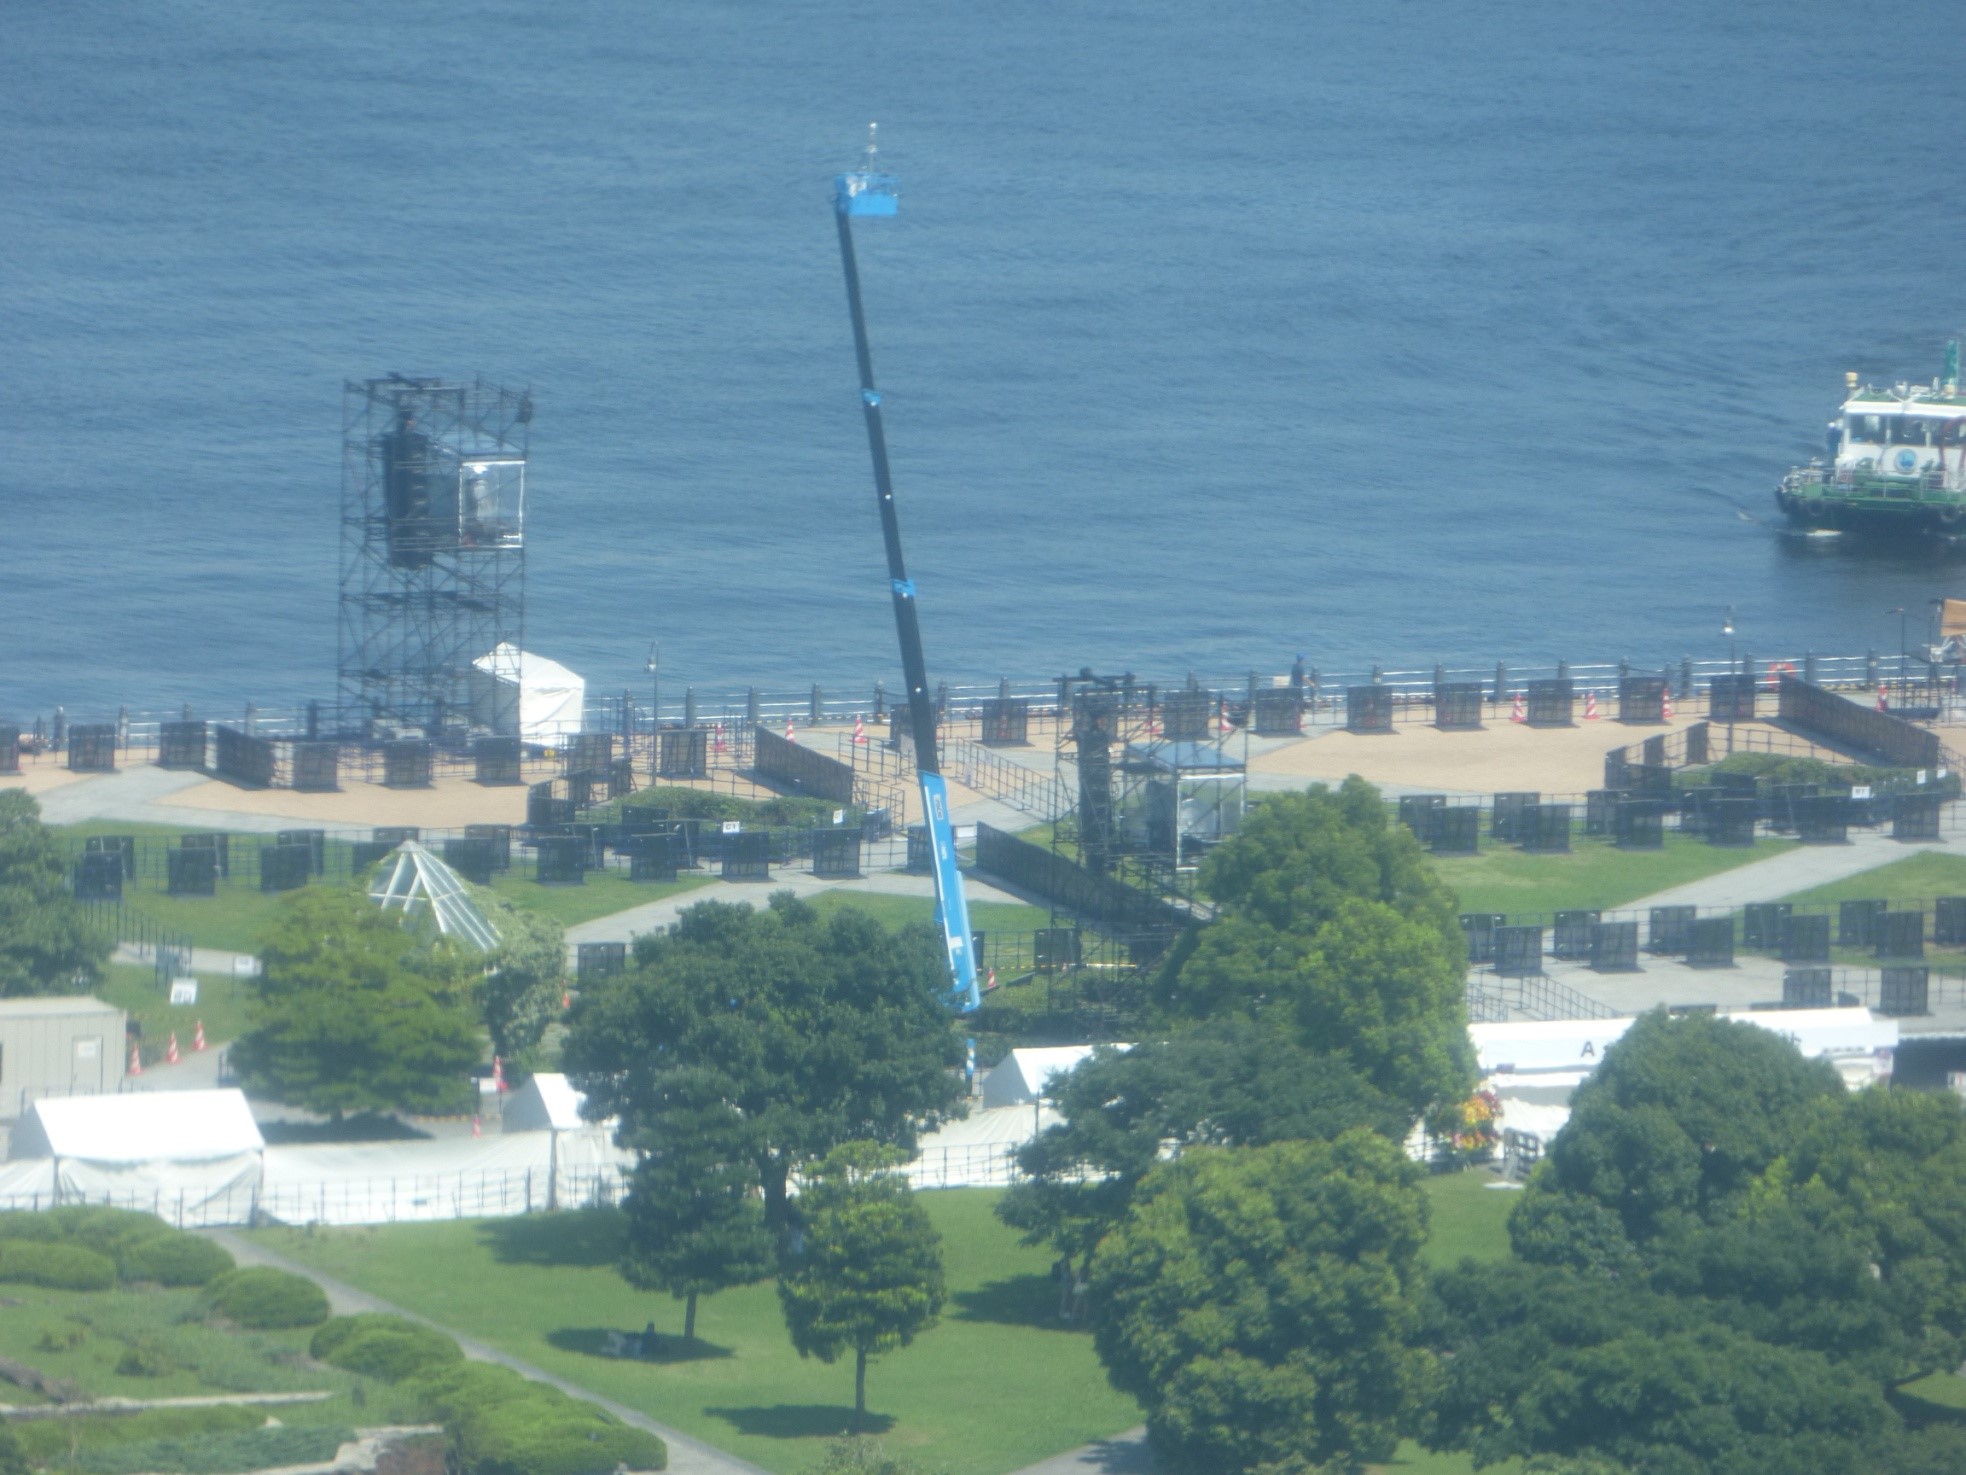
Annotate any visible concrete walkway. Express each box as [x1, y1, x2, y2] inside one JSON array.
[[1002, 1430, 1151, 1475], [1629, 830, 1958, 913], [208, 1232, 766, 1475]]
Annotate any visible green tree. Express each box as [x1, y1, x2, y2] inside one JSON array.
[[470, 888, 565, 1077], [1511, 1010, 1843, 1262], [231, 887, 481, 1117], [1154, 781, 1473, 1123], [0, 791, 109, 997], [564, 893, 963, 1232], [777, 1143, 945, 1424], [998, 1018, 1407, 1312], [619, 1077, 774, 1343], [1091, 1132, 1430, 1475], [801, 1436, 946, 1475]]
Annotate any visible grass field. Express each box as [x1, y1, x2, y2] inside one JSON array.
[[484, 870, 713, 928], [1429, 832, 1795, 917], [1783, 850, 1966, 909], [99, 963, 253, 1056], [804, 890, 1054, 936], [251, 1190, 1139, 1475], [250, 1172, 1516, 1475]]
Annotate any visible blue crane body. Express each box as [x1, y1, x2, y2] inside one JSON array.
[[832, 132, 980, 1013]]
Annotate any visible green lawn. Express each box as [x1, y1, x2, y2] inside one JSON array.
[[805, 891, 1054, 936], [1429, 832, 1795, 918], [1783, 850, 1966, 909], [484, 870, 714, 929], [1419, 1171, 1518, 1270], [250, 1190, 1139, 1475], [120, 886, 293, 955]]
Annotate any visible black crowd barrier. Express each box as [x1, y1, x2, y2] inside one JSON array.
[[980, 698, 1031, 745], [1778, 675, 1940, 768], [68, 724, 117, 773], [1346, 686, 1394, 734], [158, 720, 207, 769], [476, 736, 523, 786], [1435, 682, 1483, 730], [974, 823, 1186, 937], [292, 742, 339, 791], [213, 725, 274, 787], [657, 729, 710, 779], [754, 724, 855, 804], [1250, 689, 1304, 736]]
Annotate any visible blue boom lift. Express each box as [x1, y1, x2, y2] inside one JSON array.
[[832, 126, 980, 1012]]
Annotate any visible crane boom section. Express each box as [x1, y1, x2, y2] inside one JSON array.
[[833, 154, 980, 1012]]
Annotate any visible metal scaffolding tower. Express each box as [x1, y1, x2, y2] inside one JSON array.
[[337, 376, 531, 739]]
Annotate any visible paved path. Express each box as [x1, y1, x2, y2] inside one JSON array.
[[208, 1232, 766, 1475], [1001, 1430, 1151, 1475], [1629, 830, 1958, 913]]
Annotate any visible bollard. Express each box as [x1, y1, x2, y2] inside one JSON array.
[[1492, 664, 1507, 704], [811, 685, 823, 726], [1804, 651, 1817, 685], [746, 688, 760, 726], [874, 680, 887, 721], [684, 687, 697, 728], [1679, 657, 1692, 700]]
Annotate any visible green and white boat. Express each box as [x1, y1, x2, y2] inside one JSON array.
[[1776, 342, 1966, 535]]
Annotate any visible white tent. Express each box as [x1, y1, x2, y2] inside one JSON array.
[[8, 1089, 265, 1213], [470, 643, 585, 744], [1472, 1008, 1897, 1091], [500, 1072, 591, 1133], [980, 1045, 1130, 1109]]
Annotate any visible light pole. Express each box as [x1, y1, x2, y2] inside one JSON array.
[[1889, 607, 1907, 691], [645, 643, 660, 762], [1722, 606, 1736, 756]]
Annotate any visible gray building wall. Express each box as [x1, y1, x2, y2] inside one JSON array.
[[0, 998, 127, 1119]]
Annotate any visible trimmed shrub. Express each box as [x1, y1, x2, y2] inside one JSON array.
[[12, 1406, 264, 1467], [203, 1267, 330, 1329], [0, 1239, 116, 1291], [0, 1422, 26, 1475], [117, 1232, 235, 1287], [0, 1211, 66, 1243], [310, 1314, 462, 1383], [49, 1206, 175, 1255], [73, 1425, 356, 1475], [409, 1362, 667, 1475]]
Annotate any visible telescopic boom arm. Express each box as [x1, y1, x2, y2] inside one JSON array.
[[832, 126, 980, 1012]]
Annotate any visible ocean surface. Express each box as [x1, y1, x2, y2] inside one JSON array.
[[6, 0, 1966, 721]]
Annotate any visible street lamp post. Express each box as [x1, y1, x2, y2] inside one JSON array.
[[645, 643, 660, 764], [1722, 606, 1736, 756], [1889, 607, 1907, 697]]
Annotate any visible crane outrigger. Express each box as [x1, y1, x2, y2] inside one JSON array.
[[832, 126, 980, 1012]]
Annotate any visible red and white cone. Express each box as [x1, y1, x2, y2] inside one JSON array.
[[785, 717, 796, 744], [1510, 692, 1526, 723], [1583, 691, 1600, 721], [986, 966, 998, 991], [165, 1034, 180, 1066], [1877, 688, 1889, 712], [853, 715, 867, 745], [492, 1055, 508, 1093], [713, 722, 726, 754], [1219, 699, 1232, 735], [561, 987, 571, 1011], [128, 1042, 143, 1077], [192, 1020, 206, 1052], [1663, 691, 1675, 722], [471, 1116, 482, 1139]]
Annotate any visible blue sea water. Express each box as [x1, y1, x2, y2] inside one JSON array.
[[5, 0, 1966, 720]]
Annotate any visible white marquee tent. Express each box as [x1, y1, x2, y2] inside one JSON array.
[[980, 1045, 1130, 1109], [7, 1089, 265, 1213], [470, 643, 585, 744]]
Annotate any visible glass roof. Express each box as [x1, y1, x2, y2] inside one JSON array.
[[367, 842, 501, 953]]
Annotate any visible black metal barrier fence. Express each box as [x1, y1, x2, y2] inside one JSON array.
[[973, 823, 1187, 939], [1778, 675, 1945, 769], [754, 723, 856, 804]]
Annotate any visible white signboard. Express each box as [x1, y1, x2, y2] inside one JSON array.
[[722, 820, 742, 834], [170, 978, 199, 1005]]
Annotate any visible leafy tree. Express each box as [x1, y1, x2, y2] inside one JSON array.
[[777, 1143, 945, 1424], [998, 1018, 1407, 1311], [1153, 780, 1473, 1122], [0, 790, 109, 998], [470, 888, 565, 1077], [1511, 1010, 1843, 1262], [231, 887, 480, 1117], [1091, 1132, 1430, 1475], [618, 1076, 774, 1343], [1422, 1260, 1895, 1474], [564, 893, 963, 1232]]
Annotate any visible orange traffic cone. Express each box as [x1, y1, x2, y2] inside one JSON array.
[[1663, 690, 1675, 722], [492, 1055, 507, 1093], [165, 1034, 180, 1066], [785, 717, 796, 744], [1583, 691, 1599, 721], [713, 722, 726, 754], [1218, 699, 1232, 735], [128, 1042, 143, 1077], [1510, 692, 1526, 723], [561, 987, 571, 1010], [1877, 688, 1889, 712], [192, 1020, 206, 1052], [986, 966, 998, 991], [471, 1116, 482, 1139], [853, 715, 867, 745]]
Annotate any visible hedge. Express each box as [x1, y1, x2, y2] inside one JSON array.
[[310, 1314, 463, 1383], [117, 1232, 235, 1287], [409, 1363, 666, 1475], [74, 1425, 356, 1475], [204, 1267, 330, 1329], [0, 1240, 117, 1291], [13, 1407, 264, 1466]]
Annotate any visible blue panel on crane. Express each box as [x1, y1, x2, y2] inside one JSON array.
[[918, 771, 980, 1012], [835, 172, 899, 216]]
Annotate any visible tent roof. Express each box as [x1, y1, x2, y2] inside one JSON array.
[[369, 843, 501, 953], [16, 1089, 263, 1163], [982, 1045, 1131, 1105], [501, 1073, 590, 1133], [473, 642, 582, 690]]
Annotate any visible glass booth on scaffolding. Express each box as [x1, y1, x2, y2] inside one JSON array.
[[1114, 739, 1246, 884]]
